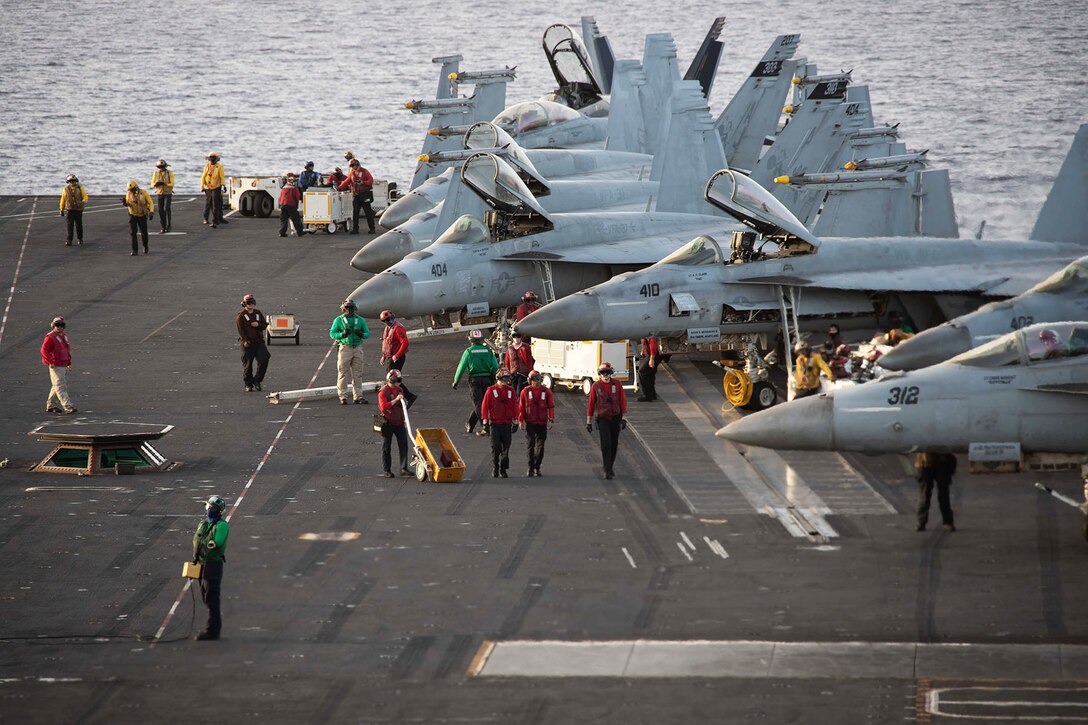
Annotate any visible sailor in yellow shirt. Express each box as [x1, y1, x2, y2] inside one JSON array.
[[200, 151, 227, 227], [150, 159, 175, 233], [793, 340, 833, 399], [121, 180, 154, 255], [59, 174, 88, 246]]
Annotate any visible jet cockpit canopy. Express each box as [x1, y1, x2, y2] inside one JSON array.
[[493, 100, 582, 138], [464, 121, 548, 196], [951, 322, 1088, 368], [541, 24, 603, 110], [705, 170, 819, 254], [656, 235, 724, 267], [461, 152, 554, 242], [434, 215, 490, 246], [1024, 256, 1088, 296]]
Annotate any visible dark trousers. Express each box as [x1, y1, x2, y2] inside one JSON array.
[[637, 359, 657, 400], [467, 375, 491, 430], [917, 471, 954, 527], [352, 193, 375, 233], [241, 341, 271, 386], [490, 422, 512, 472], [129, 215, 148, 252], [157, 194, 172, 231], [204, 188, 224, 224], [382, 423, 409, 472], [511, 373, 528, 398], [199, 560, 224, 635], [525, 422, 548, 471], [65, 210, 84, 242], [596, 415, 622, 474], [279, 205, 303, 236]]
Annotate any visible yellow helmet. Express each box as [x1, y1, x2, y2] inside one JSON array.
[[126, 180, 139, 190], [344, 151, 355, 161]]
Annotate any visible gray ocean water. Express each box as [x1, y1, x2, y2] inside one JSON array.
[[1, 0, 1084, 240]]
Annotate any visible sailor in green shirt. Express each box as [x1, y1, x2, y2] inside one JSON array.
[[329, 299, 371, 404], [192, 495, 230, 641], [452, 329, 499, 435]]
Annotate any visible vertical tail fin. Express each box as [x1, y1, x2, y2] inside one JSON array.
[[604, 60, 650, 154], [641, 33, 682, 156], [432, 55, 462, 100], [715, 34, 801, 172], [412, 104, 471, 190], [683, 17, 726, 98], [1030, 124, 1088, 244], [649, 81, 729, 215], [468, 79, 509, 125]]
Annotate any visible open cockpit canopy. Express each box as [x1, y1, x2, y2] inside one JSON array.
[[705, 169, 819, 252]]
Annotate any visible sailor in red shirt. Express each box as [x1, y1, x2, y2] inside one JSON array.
[[41, 316, 76, 414], [278, 172, 304, 237], [586, 361, 627, 479], [377, 370, 411, 477], [518, 370, 554, 477], [515, 291, 541, 323], [504, 332, 535, 396], [636, 337, 659, 402], [481, 369, 518, 478], [379, 310, 409, 371], [336, 158, 376, 234]]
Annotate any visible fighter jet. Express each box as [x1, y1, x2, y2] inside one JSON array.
[[515, 125, 1088, 345], [716, 321, 1088, 460], [881, 257, 1088, 371]]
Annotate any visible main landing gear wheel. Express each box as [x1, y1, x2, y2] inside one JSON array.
[[746, 381, 778, 411]]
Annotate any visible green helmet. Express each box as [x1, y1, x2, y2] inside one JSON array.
[[206, 495, 226, 511]]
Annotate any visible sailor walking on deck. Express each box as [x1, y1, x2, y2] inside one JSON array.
[[59, 174, 87, 246], [452, 329, 498, 436], [481, 369, 518, 478], [329, 299, 370, 404], [504, 332, 534, 396], [278, 172, 304, 237], [192, 495, 230, 641], [518, 370, 554, 477], [41, 316, 76, 414], [237, 294, 270, 392], [121, 180, 154, 255], [915, 452, 957, 532], [201, 152, 227, 227], [337, 158, 376, 235], [586, 362, 627, 479], [151, 159, 174, 233], [378, 370, 411, 477], [636, 336, 659, 402]]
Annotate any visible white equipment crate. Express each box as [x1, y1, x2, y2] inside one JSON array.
[[265, 314, 300, 345], [530, 339, 631, 395], [303, 189, 354, 234]]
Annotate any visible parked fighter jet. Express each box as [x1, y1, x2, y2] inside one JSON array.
[[881, 257, 1088, 371], [716, 321, 1088, 459], [515, 125, 1088, 344]]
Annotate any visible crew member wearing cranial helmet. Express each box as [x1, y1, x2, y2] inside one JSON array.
[[515, 291, 541, 322], [150, 159, 174, 233], [329, 299, 370, 404], [41, 316, 76, 414], [377, 369, 412, 477], [201, 151, 227, 227], [379, 309, 414, 401], [237, 294, 270, 392], [452, 329, 499, 436], [481, 369, 518, 478], [298, 161, 320, 193], [121, 180, 154, 255], [59, 174, 88, 246], [793, 339, 833, 399], [518, 370, 554, 477], [586, 361, 627, 480], [192, 495, 230, 641], [336, 157, 376, 234]]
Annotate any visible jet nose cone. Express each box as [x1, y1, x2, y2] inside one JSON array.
[[380, 192, 436, 229], [352, 229, 413, 273], [515, 293, 605, 341], [351, 271, 412, 318], [880, 324, 972, 371], [716, 395, 835, 450]]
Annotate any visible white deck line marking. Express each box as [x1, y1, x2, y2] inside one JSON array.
[[621, 547, 637, 569], [140, 311, 187, 343], [0, 197, 36, 350], [0, 198, 195, 220], [676, 541, 693, 561], [624, 421, 697, 513], [151, 343, 337, 646], [679, 531, 695, 550], [704, 536, 729, 559]]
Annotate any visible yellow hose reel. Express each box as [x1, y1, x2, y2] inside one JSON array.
[[723, 369, 753, 407]]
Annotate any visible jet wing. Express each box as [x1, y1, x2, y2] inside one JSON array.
[[734, 262, 1062, 298], [496, 236, 698, 266]]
